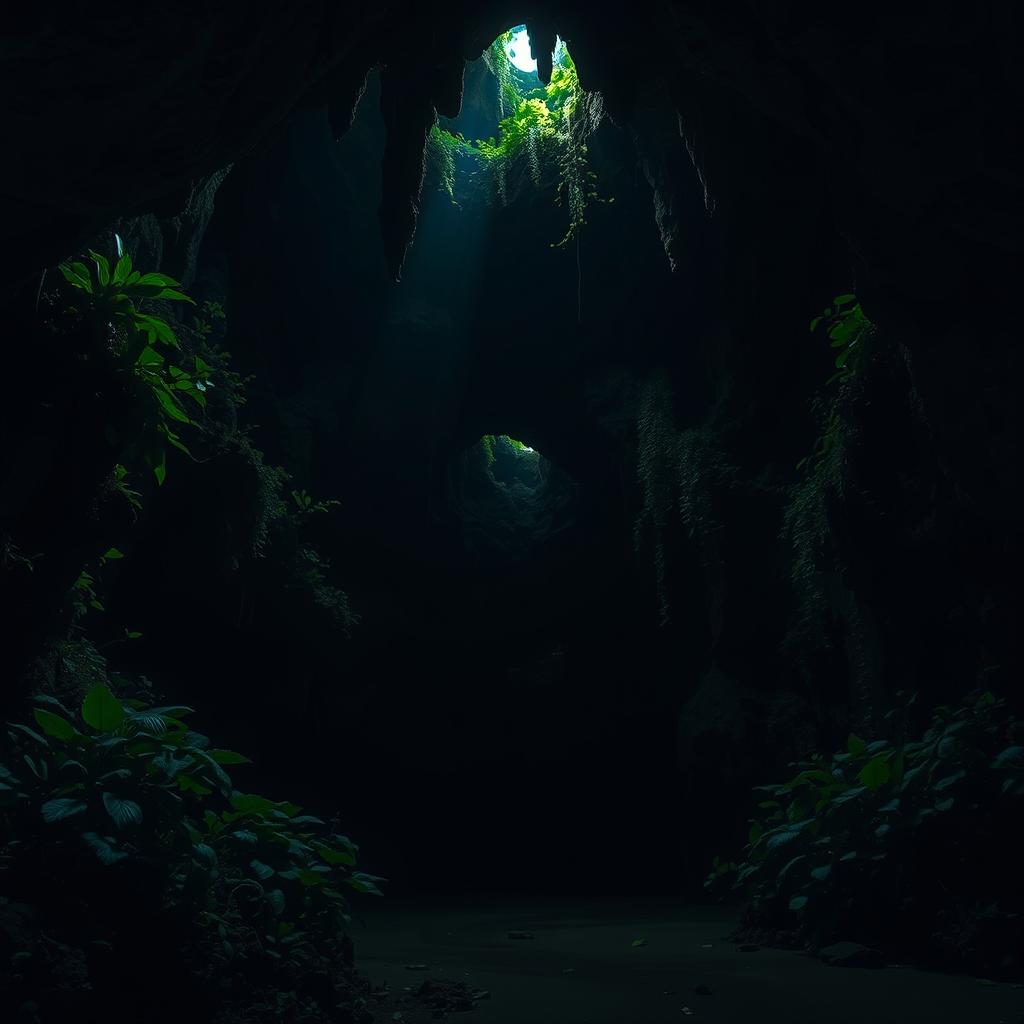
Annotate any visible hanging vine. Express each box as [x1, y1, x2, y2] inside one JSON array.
[[634, 372, 733, 624], [424, 39, 611, 249]]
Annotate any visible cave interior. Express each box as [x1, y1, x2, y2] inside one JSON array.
[[1, 4, 1023, 1023]]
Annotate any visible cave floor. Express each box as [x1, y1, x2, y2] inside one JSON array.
[[355, 901, 1024, 1024]]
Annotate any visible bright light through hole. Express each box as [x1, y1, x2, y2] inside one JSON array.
[[506, 27, 537, 73]]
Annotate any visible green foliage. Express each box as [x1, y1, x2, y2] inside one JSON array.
[[291, 488, 340, 517], [783, 294, 879, 688], [426, 124, 463, 199], [58, 249, 211, 485], [710, 692, 1024, 964], [0, 683, 382, 959], [427, 44, 609, 248], [796, 295, 875, 475], [634, 373, 732, 624], [111, 462, 142, 512], [480, 434, 496, 467], [809, 294, 874, 388], [481, 31, 521, 118]]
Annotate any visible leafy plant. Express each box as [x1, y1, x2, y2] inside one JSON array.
[[0, 683, 382, 958], [709, 691, 1024, 970], [810, 294, 874, 388], [634, 373, 732, 624], [58, 248, 212, 484], [795, 295, 874, 474], [290, 488, 340, 517], [111, 462, 143, 512]]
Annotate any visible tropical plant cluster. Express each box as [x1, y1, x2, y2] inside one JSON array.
[[0, 679, 382, 1020], [708, 691, 1024, 975], [58, 247, 212, 485]]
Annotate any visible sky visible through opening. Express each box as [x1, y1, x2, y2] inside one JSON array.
[[505, 27, 537, 73]]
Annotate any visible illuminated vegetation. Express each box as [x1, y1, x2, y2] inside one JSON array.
[[426, 32, 610, 248]]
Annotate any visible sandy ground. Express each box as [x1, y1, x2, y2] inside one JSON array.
[[354, 901, 1024, 1024]]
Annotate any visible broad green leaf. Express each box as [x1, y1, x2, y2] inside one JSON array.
[[134, 313, 179, 348], [41, 797, 87, 822], [8, 722, 48, 746], [809, 865, 831, 882], [232, 793, 277, 817], [857, 755, 891, 790], [248, 860, 274, 884], [348, 871, 386, 895], [148, 705, 194, 719], [59, 262, 91, 290], [178, 773, 213, 796], [82, 831, 127, 865], [135, 272, 182, 287], [847, 734, 866, 756], [163, 427, 192, 456], [153, 287, 195, 304], [103, 548, 124, 560], [314, 842, 357, 866], [102, 792, 142, 828], [88, 250, 111, 286], [993, 746, 1024, 770], [153, 385, 191, 424], [33, 708, 75, 741], [266, 889, 286, 915], [82, 683, 125, 733], [833, 293, 856, 305], [933, 770, 965, 792], [113, 252, 133, 284], [789, 895, 808, 911], [193, 842, 217, 869]]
